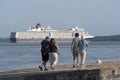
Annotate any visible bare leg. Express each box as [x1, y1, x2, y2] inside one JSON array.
[[77, 54, 80, 67], [73, 58, 76, 67], [43, 61, 48, 70], [39, 61, 48, 71]]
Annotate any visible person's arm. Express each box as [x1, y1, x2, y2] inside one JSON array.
[[42, 43, 49, 55], [71, 39, 74, 52], [85, 40, 89, 47], [55, 43, 60, 55], [45, 44, 49, 49]]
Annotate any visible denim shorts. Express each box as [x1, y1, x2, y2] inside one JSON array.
[[73, 48, 79, 60]]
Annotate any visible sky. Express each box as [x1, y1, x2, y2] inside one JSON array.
[[0, 0, 120, 37]]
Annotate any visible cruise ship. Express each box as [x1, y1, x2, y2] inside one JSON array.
[[10, 23, 95, 43]]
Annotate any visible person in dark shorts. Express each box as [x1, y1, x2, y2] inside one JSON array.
[[39, 36, 50, 71]]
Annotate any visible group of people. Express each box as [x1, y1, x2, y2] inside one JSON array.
[[71, 33, 88, 68], [39, 32, 88, 71]]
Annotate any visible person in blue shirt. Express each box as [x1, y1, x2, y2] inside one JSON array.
[[78, 35, 88, 68]]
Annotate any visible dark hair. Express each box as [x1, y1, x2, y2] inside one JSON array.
[[75, 33, 79, 37], [45, 36, 50, 41], [36, 23, 40, 26], [50, 38, 56, 45]]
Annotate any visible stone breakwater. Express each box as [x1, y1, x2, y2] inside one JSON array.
[[0, 61, 120, 80]]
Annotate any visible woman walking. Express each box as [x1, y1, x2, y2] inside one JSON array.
[[48, 38, 60, 70], [78, 35, 88, 68]]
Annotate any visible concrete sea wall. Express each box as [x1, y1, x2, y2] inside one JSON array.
[[0, 62, 120, 80]]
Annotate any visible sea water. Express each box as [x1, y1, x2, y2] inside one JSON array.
[[0, 38, 120, 72]]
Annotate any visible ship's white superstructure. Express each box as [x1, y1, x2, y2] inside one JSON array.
[[10, 24, 94, 43], [26, 25, 58, 32]]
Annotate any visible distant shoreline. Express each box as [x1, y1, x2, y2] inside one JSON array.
[[91, 34, 120, 41]]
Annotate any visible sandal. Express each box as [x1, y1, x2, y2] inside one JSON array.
[[39, 65, 44, 71]]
